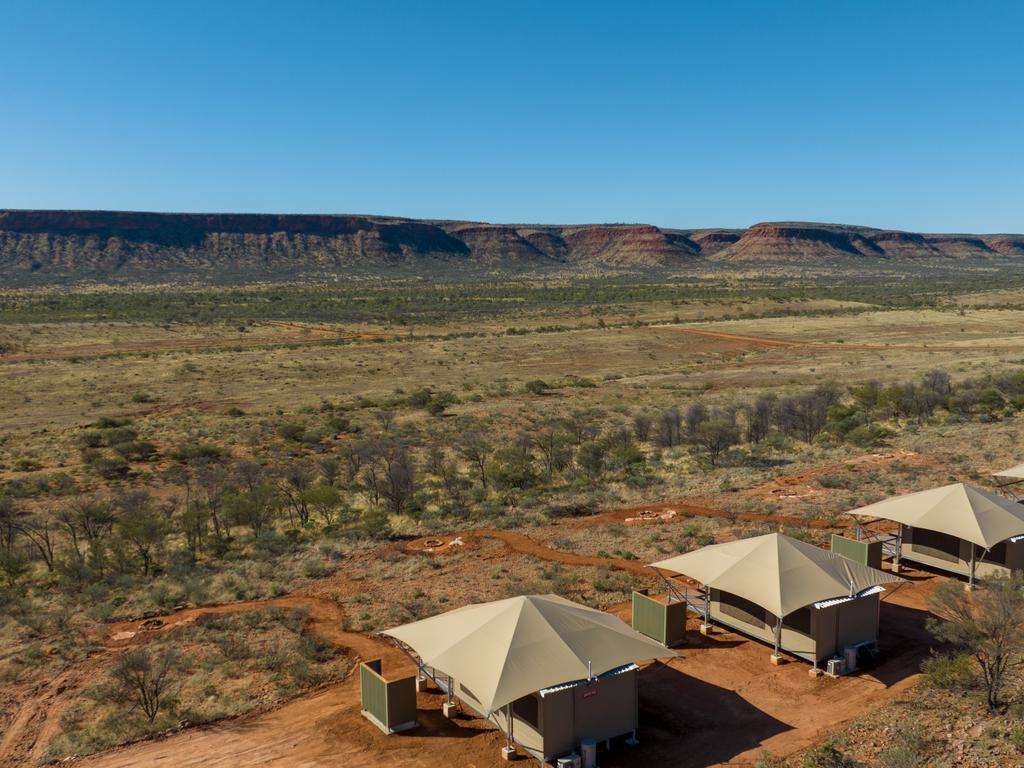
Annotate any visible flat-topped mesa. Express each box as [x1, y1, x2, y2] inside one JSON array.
[[559, 224, 698, 266], [713, 222, 870, 261], [447, 225, 554, 265], [1, 210, 1022, 279]]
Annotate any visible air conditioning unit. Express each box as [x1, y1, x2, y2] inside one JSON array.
[[826, 657, 847, 677], [557, 755, 582, 768]]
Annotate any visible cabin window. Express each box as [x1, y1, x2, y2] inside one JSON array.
[[910, 528, 960, 563], [512, 693, 540, 728], [717, 590, 768, 629]]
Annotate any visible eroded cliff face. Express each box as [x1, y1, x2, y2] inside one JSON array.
[[707, 222, 1020, 262], [0, 210, 1020, 279]]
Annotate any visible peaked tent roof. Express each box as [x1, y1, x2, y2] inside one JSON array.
[[846, 482, 1024, 549], [382, 593, 674, 716], [994, 463, 1024, 481], [650, 533, 901, 618]]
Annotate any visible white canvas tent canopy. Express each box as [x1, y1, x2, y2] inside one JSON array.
[[846, 482, 1024, 585], [994, 463, 1024, 482], [382, 594, 674, 762], [650, 533, 901, 664], [994, 464, 1024, 501]]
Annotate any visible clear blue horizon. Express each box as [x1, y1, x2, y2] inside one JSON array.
[[3, 1, 1023, 233]]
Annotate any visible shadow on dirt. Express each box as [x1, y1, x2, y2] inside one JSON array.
[[600, 661, 792, 767], [867, 601, 935, 687]]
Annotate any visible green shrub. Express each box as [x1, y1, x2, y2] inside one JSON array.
[[112, 440, 158, 461], [102, 427, 138, 445], [879, 722, 926, 768], [920, 651, 973, 690], [802, 744, 854, 768], [524, 380, 548, 395], [87, 454, 130, 479], [95, 417, 132, 429], [1011, 727, 1024, 753], [169, 442, 225, 462], [276, 423, 306, 442]]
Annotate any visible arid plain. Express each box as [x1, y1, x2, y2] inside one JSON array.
[[4, 273, 1024, 767]]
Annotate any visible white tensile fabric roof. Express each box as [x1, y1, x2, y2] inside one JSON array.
[[382, 593, 674, 716], [994, 463, 1024, 481], [847, 482, 1024, 548], [650, 532, 901, 618]]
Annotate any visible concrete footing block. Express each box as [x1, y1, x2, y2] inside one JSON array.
[[699, 623, 713, 636], [501, 746, 517, 761], [443, 701, 458, 718], [416, 676, 430, 692], [770, 653, 784, 666], [808, 667, 824, 678]]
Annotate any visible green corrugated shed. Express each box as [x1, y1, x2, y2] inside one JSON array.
[[360, 659, 418, 734], [631, 590, 687, 647], [831, 534, 883, 569]]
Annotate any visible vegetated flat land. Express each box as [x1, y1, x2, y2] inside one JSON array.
[[5, 272, 1024, 768]]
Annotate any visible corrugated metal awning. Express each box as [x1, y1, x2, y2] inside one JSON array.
[[538, 663, 638, 697], [813, 585, 885, 610]]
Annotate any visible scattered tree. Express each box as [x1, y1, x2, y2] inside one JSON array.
[[111, 647, 179, 723], [928, 572, 1024, 710]]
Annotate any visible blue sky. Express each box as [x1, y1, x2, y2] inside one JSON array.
[[2, 1, 1022, 231]]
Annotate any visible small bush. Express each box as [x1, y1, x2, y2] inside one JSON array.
[[1011, 727, 1024, 753], [169, 442, 225, 463], [112, 440, 158, 461], [802, 744, 855, 768], [920, 651, 973, 690], [879, 722, 926, 768], [87, 454, 130, 479], [524, 380, 548, 395], [95, 417, 132, 429]]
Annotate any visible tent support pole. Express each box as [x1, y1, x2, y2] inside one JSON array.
[[699, 583, 712, 634], [969, 546, 977, 590], [894, 524, 902, 573], [771, 616, 783, 664], [500, 703, 515, 759]]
